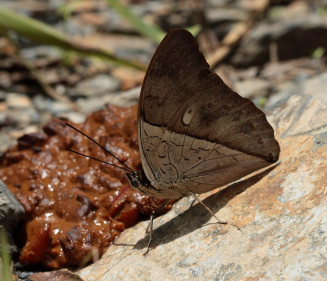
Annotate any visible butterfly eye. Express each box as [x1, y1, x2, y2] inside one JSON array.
[[126, 173, 140, 188]]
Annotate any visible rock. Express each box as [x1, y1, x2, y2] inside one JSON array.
[[100, 2, 169, 34], [107, 86, 141, 106], [230, 15, 327, 67], [58, 111, 86, 124], [70, 74, 121, 97], [20, 46, 62, 67], [29, 269, 84, 281], [33, 95, 74, 115], [301, 72, 327, 103], [0, 125, 40, 155], [77, 86, 140, 113], [56, 15, 96, 37], [235, 78, 270, 99], [262, 58, 325, 84], [99, 8, 140, 34], [111, 67, 144, 90], [6, 107, 40, 126], [269, 94, 327, 137], [261, 58, 325, 105], [79, 94, 327, 281], [207, 8, 247, 24], [0, 180, 25, 233], [266, 70, 327, 108], [7, 93, 32, 108]]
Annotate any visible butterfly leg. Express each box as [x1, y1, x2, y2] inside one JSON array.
[[143, 199, 172, 254], [143, 213, 154, 256], [145, 213, 153, 234], [186, 188, 227, 225], [146, 198, 174, 232], [186, 189, 242, 232]]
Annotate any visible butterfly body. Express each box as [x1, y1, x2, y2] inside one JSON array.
[[127, 29, 280, 200]]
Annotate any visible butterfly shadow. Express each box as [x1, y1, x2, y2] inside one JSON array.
[[133, 164, 278, 251]]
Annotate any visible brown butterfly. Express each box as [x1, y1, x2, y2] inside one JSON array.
[[126, 28, 280, 200], [66, 28, 280, 254]]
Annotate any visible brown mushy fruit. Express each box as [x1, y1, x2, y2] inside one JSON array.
[[0, 105, 170, 269]]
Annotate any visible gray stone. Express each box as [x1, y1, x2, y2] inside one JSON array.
[[70, 74, 121, 97], [55, 16, 95, 37], [79, 94, 327, 281], [235, 78, 270, 99], [0, 90, 7, 100], [0, 125, 40, 155], [6, 107, 40, 126], [266, 72, 327, 110], [301, 72, 327, 103], [33, 95, 74, 114], [0, 128, 18, 155], [20, 46, 62, 65], [59, 111, 86, 124], [77, 86, 140, 113], [207, 8, 247, 24], [0, 180, 24, 233], [7, 93, 32, 108]]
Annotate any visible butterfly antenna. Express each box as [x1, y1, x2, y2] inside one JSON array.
[[67, 148, 131, 172], [65, 122, 133, 172]]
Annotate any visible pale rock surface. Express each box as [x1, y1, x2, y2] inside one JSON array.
[[79, 94, 327, 281], [301, 72, 327, 103]]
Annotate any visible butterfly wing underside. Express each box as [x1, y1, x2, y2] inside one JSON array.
[[138, 29, 280, 199]]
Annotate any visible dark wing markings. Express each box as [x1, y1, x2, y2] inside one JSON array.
[[139, 125, 158, 181], [182, 153, 244, 176]]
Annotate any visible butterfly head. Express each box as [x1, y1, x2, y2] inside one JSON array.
[[126, 170, 155, 191], [126, 171, 166, 198], [126, 171, 144, 189]]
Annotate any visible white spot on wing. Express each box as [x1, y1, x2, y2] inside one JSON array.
[[182, 105, 196, 125]]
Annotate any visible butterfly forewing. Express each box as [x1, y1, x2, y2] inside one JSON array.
[[138, 29, 280, 199]]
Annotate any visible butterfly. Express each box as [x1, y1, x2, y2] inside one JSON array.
[[66, 28, 280, 254], [126, 28, 280, 200]]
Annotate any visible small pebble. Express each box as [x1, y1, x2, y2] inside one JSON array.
[[59, 111, 86, 123], [70, 74, 121, 97], [7, 93, 32, 108]]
